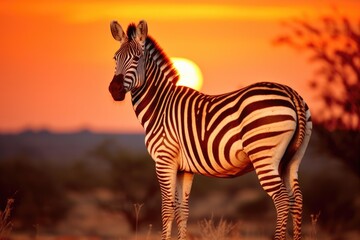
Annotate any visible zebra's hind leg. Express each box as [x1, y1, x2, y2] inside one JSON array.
[[249, 132, 295, 239], [284, 124, 312, 240], [287, 177, 303, 240], [256, 169, 290, 240], [283, 158, 303, 240], [273, 183, 290, 240]]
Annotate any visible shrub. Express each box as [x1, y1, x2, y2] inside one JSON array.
[[0, 156, 70, 231]]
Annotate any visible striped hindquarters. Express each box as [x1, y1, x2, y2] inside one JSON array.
[[169, 82, 305, 177]]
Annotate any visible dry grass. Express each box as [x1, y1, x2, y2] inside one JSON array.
[[307, 212, 321, 240], [195, 213, 322, 240], [133, 203, 144, 240], [0, 197, 337, 240], [0, 198, 14, 240], [197, 215, 239, 240]]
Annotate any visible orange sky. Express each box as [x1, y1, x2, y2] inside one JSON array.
[[0, 0, 359, 133]]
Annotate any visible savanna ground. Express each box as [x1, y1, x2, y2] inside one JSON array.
[[2, 189, 359, 240], [1, 130, 359, 240]]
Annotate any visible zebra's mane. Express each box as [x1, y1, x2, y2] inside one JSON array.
[[126, 23, 179, 85], [126, 23, 137, 40]]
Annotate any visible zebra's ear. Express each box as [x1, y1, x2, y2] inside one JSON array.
[[110, 21, 126, 43], [136, 20, 148, 45]]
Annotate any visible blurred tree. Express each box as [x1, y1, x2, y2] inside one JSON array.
[[59, 160, 108, 191], [274, 11, 360, 175], [90, 140, 161, 231], [301, 169, 360, 233]]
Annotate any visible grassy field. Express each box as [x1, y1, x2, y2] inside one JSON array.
[[2, 190, 359, 240]]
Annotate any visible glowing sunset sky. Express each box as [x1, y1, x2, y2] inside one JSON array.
[[0, 0, 359, 133]]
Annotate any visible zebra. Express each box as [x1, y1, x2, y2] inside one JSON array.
[[108, 20, 312, 240]]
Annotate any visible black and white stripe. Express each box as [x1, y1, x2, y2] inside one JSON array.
[[109, 20, 312, 240]]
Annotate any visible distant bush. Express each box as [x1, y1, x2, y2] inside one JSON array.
[[0, 156, 70, 231], [57, 160, 110, 191], [301, 166, 360, 233]]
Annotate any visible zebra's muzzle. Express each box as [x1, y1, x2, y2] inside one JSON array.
[[109, 74, 127, 101]]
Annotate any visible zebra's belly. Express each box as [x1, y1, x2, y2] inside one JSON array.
[[181, 150, 254, 178]]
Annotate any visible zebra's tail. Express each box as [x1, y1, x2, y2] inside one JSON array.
[[278, 88, 307, 176]]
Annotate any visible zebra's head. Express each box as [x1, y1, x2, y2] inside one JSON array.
[[109, 20, 148, 101]]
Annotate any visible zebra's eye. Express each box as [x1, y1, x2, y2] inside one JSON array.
[[133, 56, 140, 62]]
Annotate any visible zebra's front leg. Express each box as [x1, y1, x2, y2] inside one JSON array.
[[156, 163, 178, 240], [175, 172, 194, 240]]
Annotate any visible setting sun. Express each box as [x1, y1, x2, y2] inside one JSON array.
[[171, 57, 203, 91]]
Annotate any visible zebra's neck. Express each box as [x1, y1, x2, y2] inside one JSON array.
[[131, 36, 179, 132]]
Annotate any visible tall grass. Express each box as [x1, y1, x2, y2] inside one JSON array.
[[0, 197, 322, 240], [309, 212, 320, 240], [0, 198, 14, 239], [128, 203, 321, 240], [133, 203, 144, 240]]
